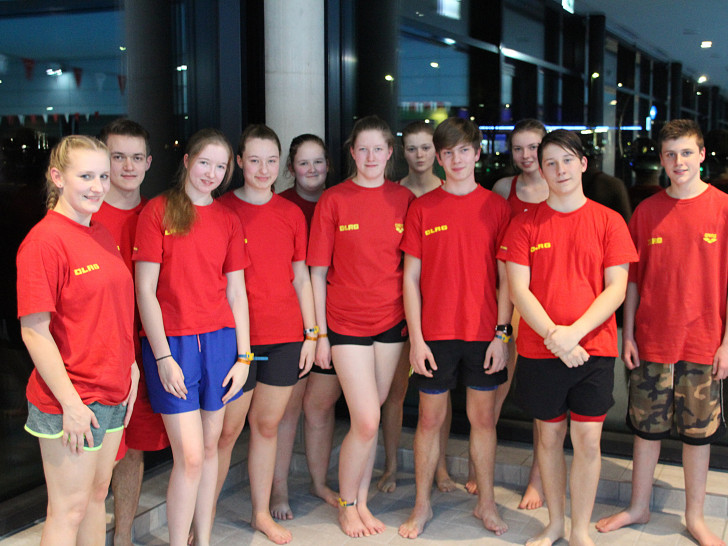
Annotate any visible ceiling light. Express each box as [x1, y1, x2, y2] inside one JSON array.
[[701, 41, 712, 48], [443, 38, 456, 45], [591, 72, 600, 79], [176, 65, 187, 71], [46, 106, 53, 111], [609, 100, 617, 105], [384, 74, 394, 82], [617, 82, 623, 87], [119, 46, 127, 51], [698, 75, 708, 83], [430, 62, 439, 68]]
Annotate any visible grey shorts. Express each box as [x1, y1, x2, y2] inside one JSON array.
[[25, 401, 126, 451]]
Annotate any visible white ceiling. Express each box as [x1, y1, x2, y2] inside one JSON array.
[[574, 0, 728, 94]]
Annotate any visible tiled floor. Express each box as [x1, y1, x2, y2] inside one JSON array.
[[3, 427, 728, 545]]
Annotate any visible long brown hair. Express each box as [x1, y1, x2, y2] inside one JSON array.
[[163, 128, 234, 235], [46, 135, 108, 210]]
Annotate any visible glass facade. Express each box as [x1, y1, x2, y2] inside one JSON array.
[[2, 0, 728, 537]]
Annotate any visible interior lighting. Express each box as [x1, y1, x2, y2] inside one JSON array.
[[176, 65, 188, 71], [119, 46, 127, 51], [701, 41, 712, 48], [617, 82, 623, 87], [430, 62, 439, 68], [469, 116, 475, 121], [698, 75, 708, 83], [591, 72, 600, 79], [609, 99, 618, 105], [443, 38, 456, 45], [697, 91, 703, 96], [46, 68, 62, 76], [46, 106, 53, 111], [384, 74, 394, 82], [424, 119, 430, 123]]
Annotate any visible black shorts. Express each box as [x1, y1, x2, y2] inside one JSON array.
[[515, 355, 615, 421], [252, 342, 302, 387], [409, 340, 507, 393], [328, 319, 408, 347], [310, 361, 337, 375]]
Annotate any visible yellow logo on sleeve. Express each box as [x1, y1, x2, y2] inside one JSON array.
[[74, 264, 100, 276], [425, 225, 448, 236], [339, 224, 359, 231], [704, 233, 717, 244], [395, 223, 404, 234], [647, 237, 663, 245], [530, 242, 551, 253]]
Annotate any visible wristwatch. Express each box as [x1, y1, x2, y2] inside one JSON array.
[[494, 324, 513, 343]]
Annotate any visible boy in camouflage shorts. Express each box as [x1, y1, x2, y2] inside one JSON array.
[[597, 120, 728, 546]]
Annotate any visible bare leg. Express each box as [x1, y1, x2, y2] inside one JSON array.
[[302, 372, 340, 506], [334, 341, 402, 537], [398, 391, 448, 539], [77, 432, 123, 546], [595, 435, 658, 532], [111, 447, 144, 546], [44, 430, 122, 546], [435, 396, 456, 492], [468, 388, 507, 535], [163, 412, 205, 546], [248, 383, 295, 544], [518, 423, 544, 510], [684, 443, 725, 546], [270, 378, 306, 520], [527, 419, 567, 546], [356, 341, 403, 534], [567, 420, 603, 546], [214, 390, 254, 508], [377, 342, 410, 493]]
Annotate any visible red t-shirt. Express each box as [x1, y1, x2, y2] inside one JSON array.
[[497, 200, 638, 359], [219, 192, 307, 345], [93, 199, 149, 274], [93, 198, 149, 362], [17, 211, 135, 413], [628, 186, 728, 365], [507, 176, 538, 217], [401, 186, 510, 341], [133, 196, 250, 336], [279, 187, 317, 232], [307, 180, 415, 335]]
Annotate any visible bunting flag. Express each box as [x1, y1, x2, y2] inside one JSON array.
[[72, 67, 83, 87], [117, 74, 126, 94], [21, 58, 35, 80]]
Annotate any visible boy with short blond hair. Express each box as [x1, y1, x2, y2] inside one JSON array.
[[597, 119, 728, 546]]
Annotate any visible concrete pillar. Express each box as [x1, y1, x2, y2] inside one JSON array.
[[124, 0, 177, 197], [264, 0, 326, 191]]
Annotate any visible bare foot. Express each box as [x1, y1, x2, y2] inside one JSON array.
[[569, 529, 596, 546], [518, 482, 544, 510], [338, 505, 370, 538], [474, 500, 508, 536], [435, 468, 456, 492], [398, 503, 433, 539], [251, 511, 292, 544], [686, 515, 726, 546], [358, 503, 385, 535], [377, 468, 397, 493], [526, 521, 565, 546], [466, 460, 478, 495], [310, 483, 339, 508], [595, 507, 650, 533], [269, 496, 293, 520]]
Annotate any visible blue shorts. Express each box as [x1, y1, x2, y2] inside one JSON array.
[[142, 327, 247, 414], [25, 401, 125, 451]]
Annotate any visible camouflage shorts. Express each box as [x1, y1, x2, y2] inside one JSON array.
[[627, 360, 724, 444]]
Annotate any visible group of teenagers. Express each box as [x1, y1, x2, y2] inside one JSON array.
[[15, 111, 728, 546]]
